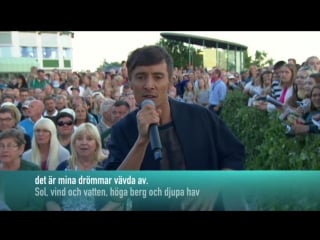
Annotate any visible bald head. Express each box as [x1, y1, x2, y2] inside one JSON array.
[[29, 100, 45, 122]]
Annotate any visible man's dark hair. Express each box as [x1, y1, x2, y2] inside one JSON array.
[[19, 88, 29, 94], [43, 95, 56, 103], [126, 45, 174, 80], [55, 111, 74, 124], [273, 61, 286, 70], [309, 73, 320, 83], [113, 100, 130, 111]]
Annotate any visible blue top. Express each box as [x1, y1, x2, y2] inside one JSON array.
[[209, 79, 227, 106]]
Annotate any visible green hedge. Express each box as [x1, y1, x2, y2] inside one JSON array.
[[221, 90, 320, 170]]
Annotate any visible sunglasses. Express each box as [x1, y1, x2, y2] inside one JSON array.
[[57, 121, 73, 127]]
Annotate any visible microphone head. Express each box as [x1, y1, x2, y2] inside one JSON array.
[[140, 99, 155, 108]]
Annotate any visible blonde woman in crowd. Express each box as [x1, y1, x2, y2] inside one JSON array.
[[74, 102, 93, 126], [261, 70, 273, 96], [195, 78, 210, 107], [83, 75, 101, 97], [293, 73, 320, 117], [291, 84, 320, 135], [305, 56, 320, 73], [91, 92, 105, 119], [56, 122, 107, 170], [22, 118, 70, 170], [46, 123, 108, 211], [295, 66, 315, 100], [183, 81, 195, 104]]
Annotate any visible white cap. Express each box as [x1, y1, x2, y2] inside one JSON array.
[[60, 108, 76, 120]]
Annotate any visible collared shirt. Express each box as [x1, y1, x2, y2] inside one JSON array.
[[19, 116, 44, 140], [209, 79, 227, 105]]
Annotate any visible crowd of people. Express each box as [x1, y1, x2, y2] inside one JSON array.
[[0, 45, 318, 211]]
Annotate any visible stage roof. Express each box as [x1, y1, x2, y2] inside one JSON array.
[[160, 32, 248, 51]]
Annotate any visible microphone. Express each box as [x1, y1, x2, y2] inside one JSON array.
[[140, 99, 162, 161]]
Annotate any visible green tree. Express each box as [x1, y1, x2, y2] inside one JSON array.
[[97, 59, 121, 72], [244, 50, 274, 70], [156, 38, 203, 68]]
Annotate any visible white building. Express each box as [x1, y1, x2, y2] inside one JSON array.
[[0, 31, 73, 73]]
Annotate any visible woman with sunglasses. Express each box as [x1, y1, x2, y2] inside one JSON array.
[[55, 110, 76, 154]]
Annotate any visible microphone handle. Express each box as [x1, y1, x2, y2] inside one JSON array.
[[149, 124, 162, 161]]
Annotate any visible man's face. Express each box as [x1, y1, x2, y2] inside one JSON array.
[[45, 99, 56, 113], [45, 85, 53, 95], [38, 71, 45, 80], [28, 102, 40, 118], [111, 105, 129, 124], [20, 91, 29, 102], [130, 61, 170, 108]]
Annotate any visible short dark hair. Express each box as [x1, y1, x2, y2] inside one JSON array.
[[126, 45, 174, 80], [20, 88, 29, 94], [273, 61, 286, 70], [56, 111, 74, 123], [113, 100, 130, 111], [43, 95, 56, 103]]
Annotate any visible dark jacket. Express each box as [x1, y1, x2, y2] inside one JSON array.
[[106, 98, 245, 170]]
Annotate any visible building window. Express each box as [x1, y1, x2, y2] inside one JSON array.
[[0, 47, 13, 57], [42, 47, 58, 59], [21, 46, 38, 58], [63, 48, 72, 59]]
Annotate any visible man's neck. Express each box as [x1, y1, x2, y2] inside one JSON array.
[[159, 100, 172, 125], [31, 115, 42, 123]]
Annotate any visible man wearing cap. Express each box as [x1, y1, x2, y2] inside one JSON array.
[[71, 87, 80, 97], [21, 99, 33, 121], [18, 100, 45, 140]]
